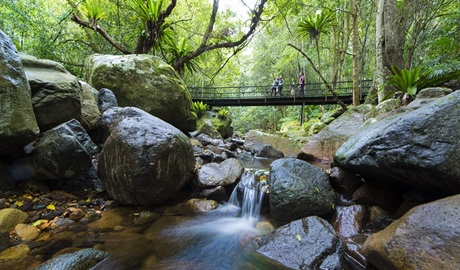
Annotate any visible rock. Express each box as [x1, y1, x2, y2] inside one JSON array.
[[343, 233, 372, 269], [406, 87, 452, 109], [21, 53, 82, 132], [0, 208, 29, 233], [255, 144, 284, 159], [362, 194, 460, 270], [196, 110, 233, 139], [85, 54, 196, 132], [257, 216, 345, 269], [328, 166, 363, 199], [297, 104, 374, 162], [15, 223, 40, 241], [0, 31, 39, 158], [244, 130, 301, 158], [0, 243, 30, 260], [197, 186, 228, 202], [332, 205, 368, 239], [179, 198, 219, 215], [98, 107, 195, 205], [34, 248, 109, 270], [78, 81, 100, 131], [97, 88, 118, 113], [195, 119, 223, 140], [335, 90, 460, 195], [352, 182, 401, 211], [196, 158, 244, 189], [268, 158, 335, 223], [27, 119, 98, 180]]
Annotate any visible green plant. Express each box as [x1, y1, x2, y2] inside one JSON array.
[[80, 0, 107, 23], [192, 101, 209, 117], [217, 109, 228, 119], [385, 65, 460, 102]]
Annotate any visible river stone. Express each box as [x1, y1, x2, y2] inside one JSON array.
[[35, 248, 110, 270], [0, 243, 30, 260], [0, 31, 39, 158], [297, 104, 373, 162], [196, 158, 244, 188], [85, 54, 196, 132], [21, 53, 82, 132], [98, 107, 195, 205], [332, 205, 368, 239], [269, 158, 335, 223], [257, 216, 345, 269], [98, 88, 118, 113], [28, 119, 98, 180], [0, 208, 29, 233], [362, 194, 460, 270], [335, 90, 460, 195]]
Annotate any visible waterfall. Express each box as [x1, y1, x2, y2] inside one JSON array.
[[228, 169, 268, 221]]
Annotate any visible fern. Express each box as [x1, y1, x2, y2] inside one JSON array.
[[192, 101, 209, 117]]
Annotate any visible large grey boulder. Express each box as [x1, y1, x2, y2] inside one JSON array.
[[269, 158, 335, 223], [0, 31, 39, 158], [21, 53, 82, 131], [362, 194, 460, 270], [98, 107, 195, 205], [28, 119, 98, 180], [85, 54, 196, 132], [335, 90, 460, 195], [78, 81, 100, 131], [257, 216, 345, 270]]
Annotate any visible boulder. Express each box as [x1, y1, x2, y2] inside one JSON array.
[[196, 158, 244, 189], [0, 31, 39, 158], [335, 90, 460, 195], [196, 119, 223, 140], [257, 216, 345, 270], [268, 158, 335, 223], [98, 88, 118, 113], [85, 54, 196, 132], [98, 107, 195, 205], [332, 205, 368, 239], [21, 53, 82, 131], [78, 81, 100, 131], [255, 144, 284, 158], [362, 194, 460, 270], [196, 110, 233, 139], [28, 119, 98, 180], [244, 130, 301, 158], [298, 104, 373, 162]]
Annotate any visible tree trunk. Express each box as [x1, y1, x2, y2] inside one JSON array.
[[352, 0, 360, 106], [374, 0, 386, 103]]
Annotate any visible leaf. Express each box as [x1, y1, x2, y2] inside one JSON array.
[[315, 186, 320, 193], [15, 201, 24, 207], [46, 204, 56, 211], [296, 234, 302, 241]]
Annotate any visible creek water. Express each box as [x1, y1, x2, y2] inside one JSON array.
[[147, 169, 287, 270]]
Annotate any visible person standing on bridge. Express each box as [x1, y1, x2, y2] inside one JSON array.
[[271, 77, 279, 97], [278, 76, 284, 97], [298, 72, 305, 97]]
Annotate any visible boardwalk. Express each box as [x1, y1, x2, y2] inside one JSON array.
[[189, 80, 372, 106]]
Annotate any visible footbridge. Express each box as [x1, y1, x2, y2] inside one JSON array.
[[189, 80, 372, 107]]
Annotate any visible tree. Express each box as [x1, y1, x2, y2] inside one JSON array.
[[69, 0, 268, 75]]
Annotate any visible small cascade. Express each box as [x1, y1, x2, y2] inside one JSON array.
[[228, 169, 269, 221]]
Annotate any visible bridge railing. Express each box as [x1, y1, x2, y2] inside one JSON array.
[[188, 80, 372, 100]]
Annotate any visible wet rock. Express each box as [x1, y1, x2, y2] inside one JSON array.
[[257, 216, 345, 269], [0, 31, 40, 159], [256, 144, 284, 159], [196, 158, 244, 189], [34, 248, 109, 270], [0, 243, 30, 260], [369, 206, 389, 223], [352, 182, 401, 211], [78, 81, 100, 131], [15, 223, 39, 241], [244, 130, 301, 157], [362, 194, 460, 270], [98, 107, 195, 205], [269, 158, 335, 223], [88, 209, 124, 231], [332, 205, 368, 239], [97, 88, 118, 114], [133, 211, 160, 225], [336, 90, 460, 195], [179, 199, 219, 215], [197, 186, 228, 202], [328, 166, 363, 199], [343, 233, 372, 270], [0, 208, 29, 233]]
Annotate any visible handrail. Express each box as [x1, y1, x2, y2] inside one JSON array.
[[188, 80, 372, 100]]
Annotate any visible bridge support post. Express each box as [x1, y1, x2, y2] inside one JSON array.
[[300, 102, 305, 125]]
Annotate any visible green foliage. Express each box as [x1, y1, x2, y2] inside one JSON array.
[[386, 65, 460, 99], [129, 0, 165, 21], [217, 109, 228, 119], [80, 0, 107, 22], [192, 101, 209, 117], [296, 10, 335, 42]]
